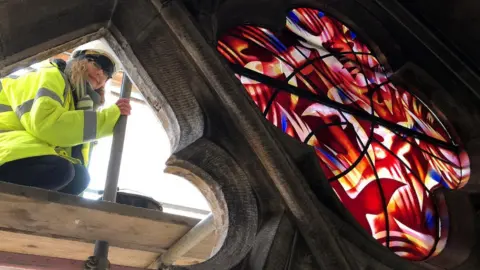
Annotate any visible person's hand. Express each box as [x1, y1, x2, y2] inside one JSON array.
[[116, 98, 131, 116]]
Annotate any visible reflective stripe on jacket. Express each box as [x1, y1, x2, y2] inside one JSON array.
[[0, 62, 120, 166]]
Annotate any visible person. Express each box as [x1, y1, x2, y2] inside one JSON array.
[[0, 47, 131, 195]]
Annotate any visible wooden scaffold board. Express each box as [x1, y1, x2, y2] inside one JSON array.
[[0, 182, 217, 269]]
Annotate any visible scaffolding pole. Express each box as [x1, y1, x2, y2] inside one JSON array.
[[85, 74, 133, 270], [149, 213, 215, 268]]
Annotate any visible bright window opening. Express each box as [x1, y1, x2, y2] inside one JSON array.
[[6, 40, 211, 220], [85, 72, 211, 219]]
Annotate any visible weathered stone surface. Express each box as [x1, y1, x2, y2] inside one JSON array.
[[166, 138, 258, 269], [1, 0, 480, 269], [0, 0, 114, 74], [111, 0, 205, 153], [397, 0, 480, 74]]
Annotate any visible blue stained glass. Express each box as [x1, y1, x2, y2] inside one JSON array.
[[281, 113, 288, 132], [288, 11, 300, 23], [425, 209, 435, 230], [350, 31, 357, 40], [338, 89, 350, 103], [440, 178, 450, 188], [265, 31, 287, 52], [315, 147, 344, 170], [429, 169, 442, 183]]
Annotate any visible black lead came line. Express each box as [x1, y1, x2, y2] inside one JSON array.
[[229, 63, 458, 151]]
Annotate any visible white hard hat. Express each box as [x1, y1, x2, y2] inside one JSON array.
[[71, 39, 122, 78]]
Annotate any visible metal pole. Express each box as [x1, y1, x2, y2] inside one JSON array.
[[149, 213, 215, 268], [85, 74, 132, 270], [103, 74, 132, 202]]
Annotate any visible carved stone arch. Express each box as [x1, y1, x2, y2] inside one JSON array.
[[154, 2, 360, 269], [106, 0, 209, 153], [70, 1, 476, 268], [1, 0, 479, 269], [105, 3, 262, 268], [164, 138, 259, 269]]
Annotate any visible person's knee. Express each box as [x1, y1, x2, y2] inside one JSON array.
[[59, 164, 90, 195], [49, 157, 75, 190], [73, 164, 91, 191], [0, 155, 74, 191]]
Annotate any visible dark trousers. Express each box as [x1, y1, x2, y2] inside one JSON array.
[[0, 155, 90, 195]]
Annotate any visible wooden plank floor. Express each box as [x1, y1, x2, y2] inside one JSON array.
[[0, 182, 218, 268], [0, 250, 144, 270]]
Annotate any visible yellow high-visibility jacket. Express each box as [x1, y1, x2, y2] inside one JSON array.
[[0, 62, 120, 167]]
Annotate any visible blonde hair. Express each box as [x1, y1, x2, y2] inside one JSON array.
[[64, 58, 106, 108], [65, 58, 89, 101]]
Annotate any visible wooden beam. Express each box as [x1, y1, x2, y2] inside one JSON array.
[[0, 231, 202, 268], [150, 213, 215, 268], [0, 182, 217, 266], [0, 249, 148, 270]]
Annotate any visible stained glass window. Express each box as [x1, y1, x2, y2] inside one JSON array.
[[217, 7, 470, 260]]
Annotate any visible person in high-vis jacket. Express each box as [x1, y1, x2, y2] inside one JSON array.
[[0, 48, 131, 195]]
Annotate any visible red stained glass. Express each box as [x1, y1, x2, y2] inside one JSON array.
[[217, 7, 470, 260]]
